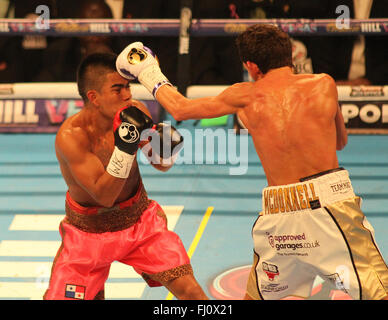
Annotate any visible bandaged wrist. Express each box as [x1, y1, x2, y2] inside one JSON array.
[[106, 146, 135, 178], [138, 64, 172, 97]]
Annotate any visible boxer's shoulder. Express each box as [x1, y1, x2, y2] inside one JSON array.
[[287, 73, 336, 100], [232, 81, 254, 89], [213, 82, 253, 109], [56, 113, 90, 155], [295, 72, 335, 88], [219, 81, 253, 99]]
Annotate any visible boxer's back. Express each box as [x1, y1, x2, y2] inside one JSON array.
[[238, 68, 340, 186]]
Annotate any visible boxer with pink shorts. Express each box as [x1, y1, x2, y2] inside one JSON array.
[[44, 183, 192, 300], [50, 52, 207, 300]]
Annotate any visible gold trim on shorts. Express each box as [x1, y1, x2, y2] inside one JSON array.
[[142, 264, 194, 284], [326, 197, 388, 300]]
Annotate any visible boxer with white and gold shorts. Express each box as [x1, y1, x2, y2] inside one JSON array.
[[115, 26, 388, 300], [246, 168, 388, 300]]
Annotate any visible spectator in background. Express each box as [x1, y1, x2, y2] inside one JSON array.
[[104, 0, 124, 19], [61, 0, 124, 19], [240, 0, 388, 85], [0, 0, 246, 85], [241, 0, 289, 19], [118, 0, 164, 77], [188, 0, 245, 85], [0, 0, 57, 83], [233, 0, 314, 131], [0, 0, 17, 82], [240, 0, 314, 76], [34, 0, 121, 82], [122, 0, 244, 85], [286, 0, 388, 86]]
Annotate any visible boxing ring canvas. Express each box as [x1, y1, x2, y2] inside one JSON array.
[[0, 131, 387, 300]]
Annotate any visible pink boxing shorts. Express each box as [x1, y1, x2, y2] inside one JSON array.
[[44, 183, 192, 300]]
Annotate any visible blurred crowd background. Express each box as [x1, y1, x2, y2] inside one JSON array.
[[0, 0, 387, 86]]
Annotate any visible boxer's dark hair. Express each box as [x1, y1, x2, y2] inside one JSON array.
[[77, 52, 117, 102], [236, 24, 293, 74]]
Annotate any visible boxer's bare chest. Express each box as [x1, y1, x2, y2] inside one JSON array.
[[91, 132, 115, 167], [89, 130, 141, 198]]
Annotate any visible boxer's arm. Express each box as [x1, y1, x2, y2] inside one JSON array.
[[335, 104, 347, 150], [325, 75, 348, 150], [140, 140, 173, 172], [155, 82, 251, 121], [55, 130, 127, 207], [140, 123, 183, 172], [140, 146, 172, 172], [116, 42, 249, 120], [317, 74, 348, 151]]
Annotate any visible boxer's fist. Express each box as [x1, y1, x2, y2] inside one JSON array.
[[113, 106, 153, 155], [147, 123, 183, 167], [107, 106, 153, 178], [154, 123, 183, 158], [116, 42, 156, 80], [116, 42, 171, 97]]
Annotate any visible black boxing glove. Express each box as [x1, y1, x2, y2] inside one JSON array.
[[107, 106, 153, 178], [147, 122, 184, 167]]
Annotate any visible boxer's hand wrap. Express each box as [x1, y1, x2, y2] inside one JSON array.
[[107, 106, 153, 178], [147, 123, 184, 167], [116, 42, 171, 97]]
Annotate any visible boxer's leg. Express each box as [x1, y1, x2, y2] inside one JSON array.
[[119, 201, 208, 299], [160, 273, 208, 300], [44, 222, 111, 300], [244, 254, 263, 300], [323, 198, 388, 300]]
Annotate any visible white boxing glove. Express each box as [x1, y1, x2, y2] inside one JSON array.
[[116, 42, 172, 97]]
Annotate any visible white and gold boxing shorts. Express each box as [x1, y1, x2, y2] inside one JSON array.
[[246, 168, 388, 300]]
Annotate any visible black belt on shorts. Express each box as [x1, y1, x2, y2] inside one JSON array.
[[64, 185, 152, 233], [299, 167, 345, 182]]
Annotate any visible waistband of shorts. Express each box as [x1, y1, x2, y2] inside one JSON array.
[[65, 182, 152, 233], [261, 168, 355, 215]]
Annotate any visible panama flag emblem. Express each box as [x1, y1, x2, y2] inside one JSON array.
[[65, 284, 86, 300]]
